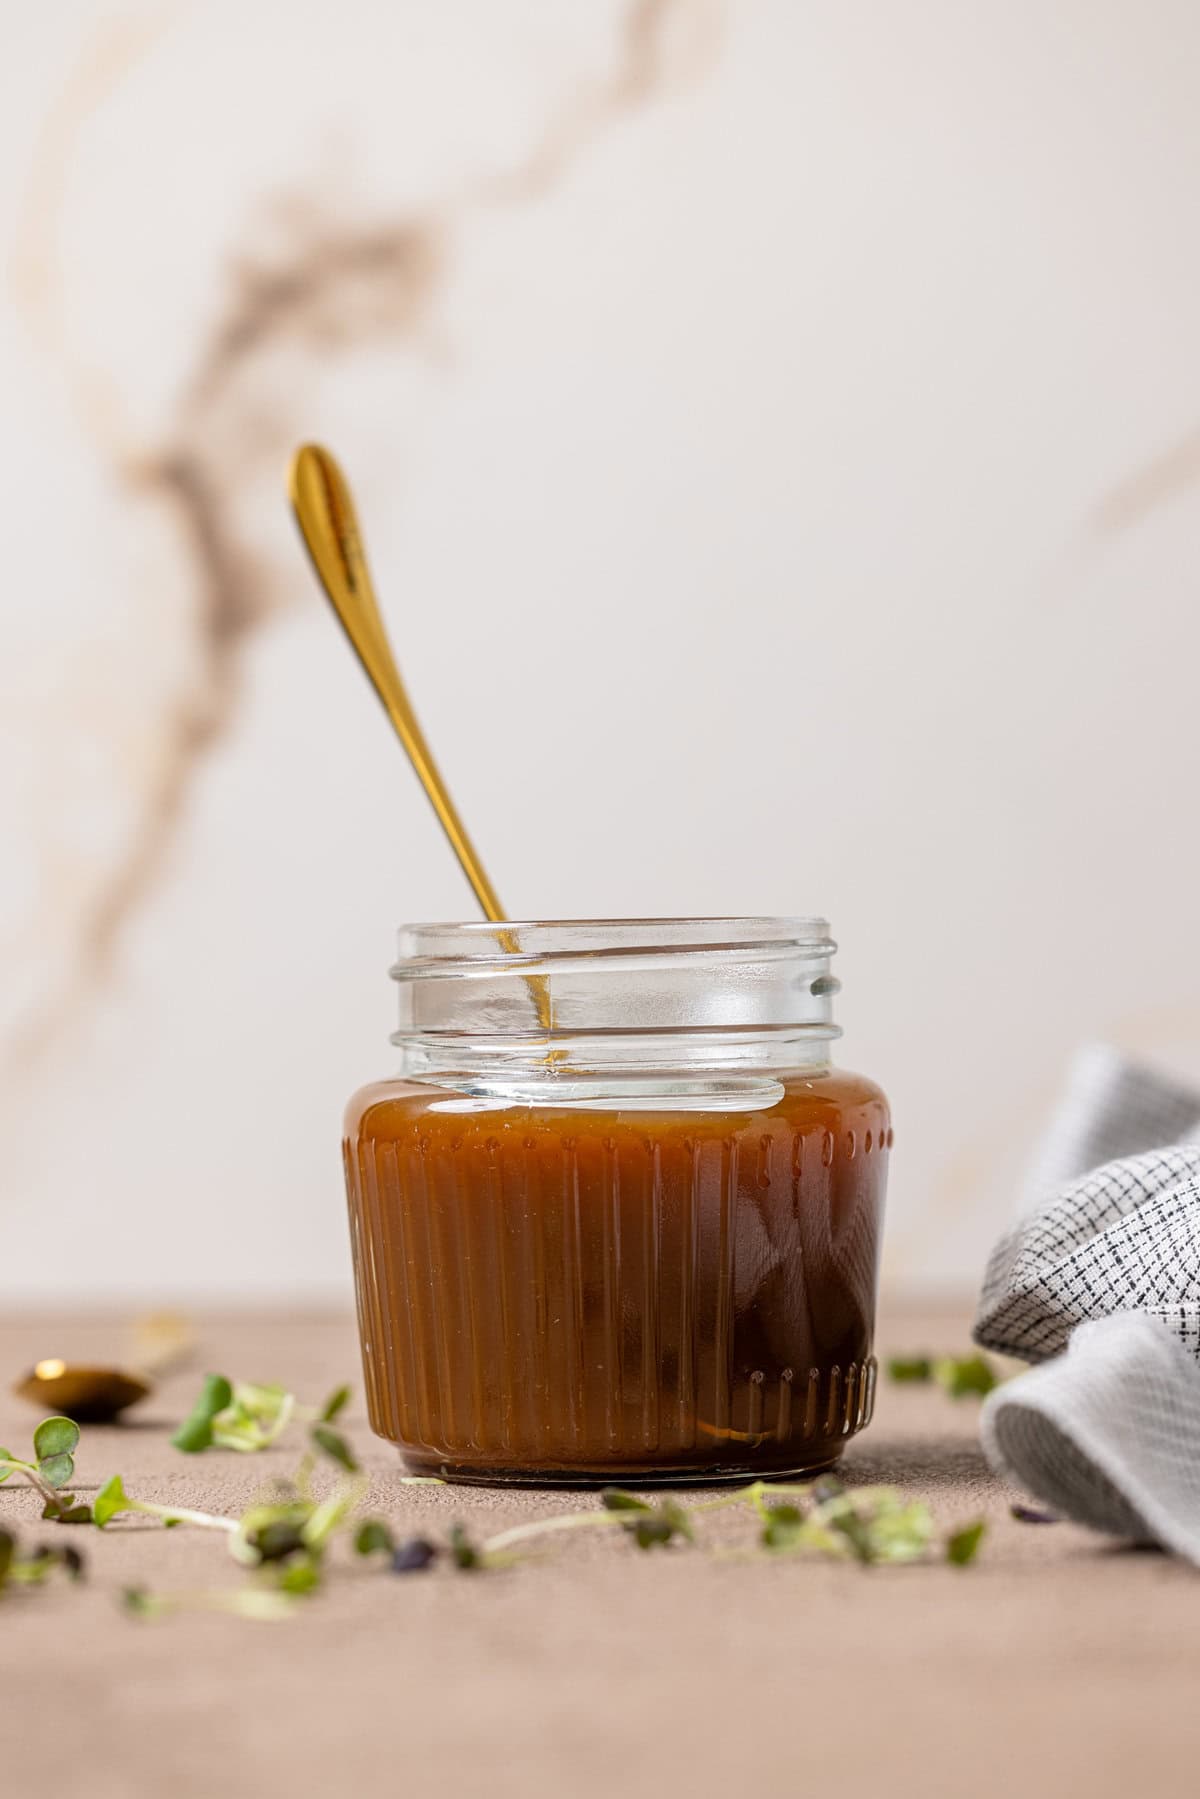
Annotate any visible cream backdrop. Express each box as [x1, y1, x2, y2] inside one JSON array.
[[4, 0, 1200, 1301]]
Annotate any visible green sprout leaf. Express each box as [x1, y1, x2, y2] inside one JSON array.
[[0, 1452, 13, 1485], [449, 1523, 480, 1570], [276, 1558, 321, 1596], [40, 1495, 92, 1524], [354, 1520, 395, 1558], [0, 1532, 86, 1590], [628, 1513, 675, 1550], [600, 1488, 653, 1514], [93, 1475, 130, 1527], [59, 1543, 85, 1582], [860, 1497, 934, 1564], [934, 1354, 999, 1400], [33, 1418, 80, 1462], [309, 1426, 358, 1473], [886, 1356, 933, 1383], [36, 1453, 75, 1491], [760, 1503, 806, 1551], [946, 1519, 988, 1566], [302, 1480, 365, 1552], [171, 1375, 234, 1453], [319, 1386, 351, 1424]]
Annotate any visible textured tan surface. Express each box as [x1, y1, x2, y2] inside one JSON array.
[[1, 1303, 1196, 1798]]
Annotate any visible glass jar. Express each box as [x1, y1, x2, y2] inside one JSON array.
[[343, 918, 890, 1484]]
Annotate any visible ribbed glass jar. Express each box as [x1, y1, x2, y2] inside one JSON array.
[[343, 919, 890, 1484]]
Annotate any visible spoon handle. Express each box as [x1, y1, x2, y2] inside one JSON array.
[[288, 443, 506, 923]]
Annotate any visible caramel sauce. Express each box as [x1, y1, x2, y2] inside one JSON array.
[[344, 1069, 889, 1483]]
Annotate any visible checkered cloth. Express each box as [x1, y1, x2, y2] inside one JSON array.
[[974, 1044, 1200, 1560]]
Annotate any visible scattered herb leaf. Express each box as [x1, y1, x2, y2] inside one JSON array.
[[934, 1354, 999, 1399], [0, 1525, 86, 1595], [887, 1356, 934, 1383], [170, 1375, 234, 1452], [760, 1503, 807, 1551], [600, 1488, 653, 1514], [310, 1425, 358, 1473], [354, 1520, 395, 1558], [886, 1352, 1000, 1400], [319, 1386, 351, 1424], [449, 1523, 480, 1570], [40, 1497, 92, 1524], [946, 1519, 988, 1566], [33, 1417, 81, 1463]]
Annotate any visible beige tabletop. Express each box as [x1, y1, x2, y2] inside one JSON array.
[[1, 1302, 1195, 1798]]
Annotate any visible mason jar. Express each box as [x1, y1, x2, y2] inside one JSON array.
[[343, 918, 890, 1484]]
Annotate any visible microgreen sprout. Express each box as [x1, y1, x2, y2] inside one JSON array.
[[171, 1376, 294, 1454], [171, 1375, 357, 1463], [886, 1352, 1000, 1399], [7, 1370, 994, 1624], [751, 1477, 936, 1565], [935, 1354, 999, 1399], [759, 1502, 806, 1551], [114, 1452, 370, 1614], [0, 1417, 91, 1521], [93, 1473, 237, 1535], [600, 1488, 694, 1550], [122, 1585, 298, 1622], [0, 1526, 85, 1594], [886, 1356, 934, 1383]]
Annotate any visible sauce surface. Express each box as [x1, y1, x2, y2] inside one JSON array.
[[344, 1068, 890, 1482]]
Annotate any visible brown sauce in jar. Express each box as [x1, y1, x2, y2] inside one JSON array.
[[344, 1067, 889, 1483]]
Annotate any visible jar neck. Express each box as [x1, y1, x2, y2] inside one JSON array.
[[389, 919, 839, 1110]]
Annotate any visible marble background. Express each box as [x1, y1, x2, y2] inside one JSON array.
[[4, 0, 1200, 1302]]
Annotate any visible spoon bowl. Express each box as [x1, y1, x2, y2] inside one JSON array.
[[14, 1359, 151, 1424]]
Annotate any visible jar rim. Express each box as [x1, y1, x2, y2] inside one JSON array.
[[400, 916, 829, 933], [392, 918, 834, 981]]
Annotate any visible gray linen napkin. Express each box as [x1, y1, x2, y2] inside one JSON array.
[[973, 1044, 1200, 1559]]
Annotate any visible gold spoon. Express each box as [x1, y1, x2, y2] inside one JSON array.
[[287, 443, 553, 1029], [13, 1312, 194, 1424], [288, 443, 505, 921], [14, 1360, 152, 1424]]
